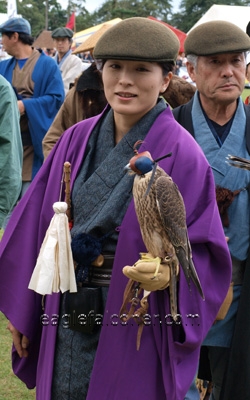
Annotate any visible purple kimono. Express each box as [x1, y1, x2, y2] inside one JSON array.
[[0, 106, 231, 400]]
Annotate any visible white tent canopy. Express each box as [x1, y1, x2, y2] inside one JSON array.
[[0, 13, 8, 25], [188, 4, 250, 33]]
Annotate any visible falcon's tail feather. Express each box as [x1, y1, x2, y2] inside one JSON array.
[[226, 155, 250, 171], [169, 261, 178, 320], [178, 247, 204, 300]]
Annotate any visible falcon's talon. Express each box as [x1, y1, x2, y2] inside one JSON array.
[[136, 253, 162, 277]]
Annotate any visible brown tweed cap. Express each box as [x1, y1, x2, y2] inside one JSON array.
[[93, 17, 180, 64], [185, 21, 250, 56]]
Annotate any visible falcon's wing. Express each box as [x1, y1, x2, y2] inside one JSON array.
[[156, 175, 204, 299], [155, 175, 187, 249]]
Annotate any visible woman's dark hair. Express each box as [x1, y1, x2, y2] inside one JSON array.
[[158, 61, 175, 76], [2, 31, 34, 46]]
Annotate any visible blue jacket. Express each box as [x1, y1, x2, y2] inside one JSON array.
[[0, 49, 64, 178]]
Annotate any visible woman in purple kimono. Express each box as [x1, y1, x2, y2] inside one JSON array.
[[0, 17, 231, 400]]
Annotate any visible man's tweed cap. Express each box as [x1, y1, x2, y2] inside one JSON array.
[[93, 17, 180, 64], [185, 21, 250, 56], [0, 17, 31, 35], [52, 27, 73, 39]]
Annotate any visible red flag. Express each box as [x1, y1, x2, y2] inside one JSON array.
[[147, 17, 186, 53], [66, 12, 75, 30]]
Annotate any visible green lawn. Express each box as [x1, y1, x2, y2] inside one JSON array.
[[242, 87, 250, 102], [0, 231, 35, 399], [0, 312, 36, 399]]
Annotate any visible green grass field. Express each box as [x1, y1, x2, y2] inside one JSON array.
[[0, 313, 36, 399], [242, 87, 250, 102], [0, 230, 35, 398]]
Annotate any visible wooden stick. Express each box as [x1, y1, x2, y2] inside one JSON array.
[[64, 161, 71, 222], [63, 161, 104, 267]]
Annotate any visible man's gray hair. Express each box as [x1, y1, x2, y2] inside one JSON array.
[[186, 54, 198, 68]]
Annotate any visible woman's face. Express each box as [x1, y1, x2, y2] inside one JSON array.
[[102, 59, 171, 123]]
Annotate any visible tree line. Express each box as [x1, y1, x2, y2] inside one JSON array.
[[0, 0, 249, 39]]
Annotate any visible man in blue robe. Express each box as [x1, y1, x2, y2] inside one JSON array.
[[0, 17, 64, 195]]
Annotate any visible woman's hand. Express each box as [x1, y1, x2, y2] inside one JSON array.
[[7, 321, 29, 358]]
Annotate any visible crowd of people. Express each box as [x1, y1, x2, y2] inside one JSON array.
[[0, 14, 250, 400]]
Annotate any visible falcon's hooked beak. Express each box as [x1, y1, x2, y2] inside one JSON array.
[[124, 163, 131, 171]]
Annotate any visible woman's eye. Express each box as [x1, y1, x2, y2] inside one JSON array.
[[137, 67, 149, 72]]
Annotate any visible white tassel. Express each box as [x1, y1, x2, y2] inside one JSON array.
[[28, 202, 77, 295]]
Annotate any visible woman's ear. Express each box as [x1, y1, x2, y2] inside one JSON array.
[[160, 72, 173, 94]]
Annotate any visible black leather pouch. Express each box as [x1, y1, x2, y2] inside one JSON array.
[[63, 286, 103, 334]]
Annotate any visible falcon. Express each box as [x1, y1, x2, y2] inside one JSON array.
[[123, 143, 204, 321]]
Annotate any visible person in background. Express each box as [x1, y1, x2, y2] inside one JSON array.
[[46, 48, 56, 57], [0, 17, 64, 198], [82, 51, 93, 62], [172, 20, 250, 400], [175, 53, 183, 75], [0, 74, 22, 229], [52, 27, 83, 95], [42, 24, 111, 159], [42, 62, 106, 159], [244, 54, 250, 104], [244, 22, 250, 105], [0, 18, 231, 400], [181, 51, 187, 66]]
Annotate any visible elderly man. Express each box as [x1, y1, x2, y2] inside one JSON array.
[[52, 27, 83, 94], [0, 17, 64, 196], [173, 21, 250, 400]]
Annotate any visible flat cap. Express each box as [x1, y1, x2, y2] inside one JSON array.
[[185, 21, 250, 56], [0, 17, 31, 35], [93, 17, 180, 64], [52, 27, 73, 39]]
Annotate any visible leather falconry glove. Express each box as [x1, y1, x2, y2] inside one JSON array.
[[123, 252, 179, 292]]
